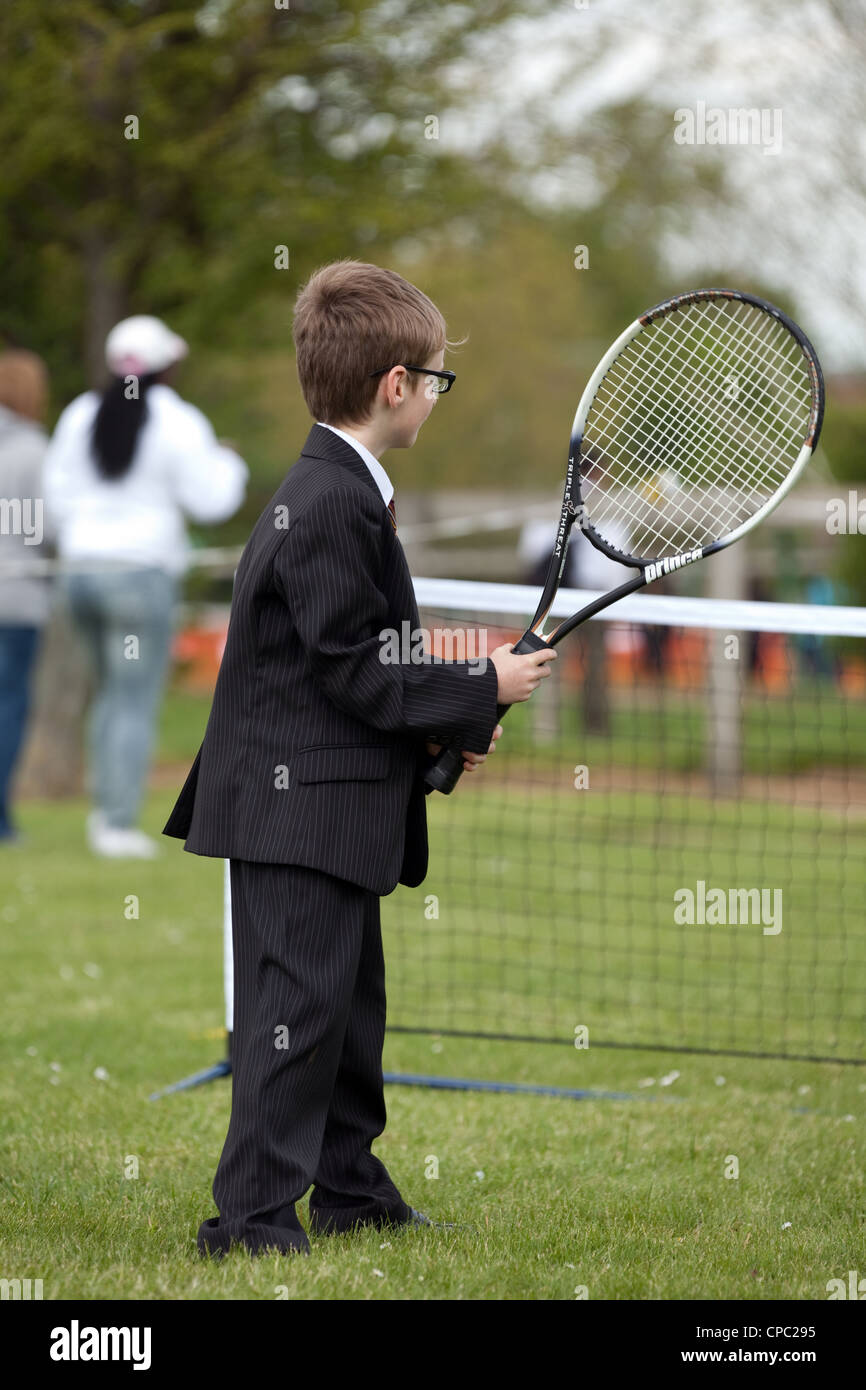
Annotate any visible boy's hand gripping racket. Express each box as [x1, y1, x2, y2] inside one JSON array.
[[425, 288, 825, 795]]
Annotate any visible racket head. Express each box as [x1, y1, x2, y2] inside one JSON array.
[[570, 289, 825, 568]]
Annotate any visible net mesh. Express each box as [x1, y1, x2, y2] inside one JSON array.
[[383, 583, 866, 1064], [580, 298, 815, 561]]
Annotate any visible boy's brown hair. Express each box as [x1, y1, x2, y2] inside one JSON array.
[[293, 259, 448, 424]]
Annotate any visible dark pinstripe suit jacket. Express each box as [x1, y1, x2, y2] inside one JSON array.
[[163, 424, 500, 895]]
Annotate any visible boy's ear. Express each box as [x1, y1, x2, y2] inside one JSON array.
[[381, 366, 414, 405]]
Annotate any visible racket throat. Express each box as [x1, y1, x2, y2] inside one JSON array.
[[513, 628, 550, 655]]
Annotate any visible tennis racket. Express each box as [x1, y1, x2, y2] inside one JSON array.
[[425, 287, 825, 795]]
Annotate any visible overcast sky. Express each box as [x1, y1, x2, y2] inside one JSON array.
[[439, 0, 866, 371]]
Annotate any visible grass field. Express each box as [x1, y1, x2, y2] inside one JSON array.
[[1, 790, 864, 1300], [1, 688, 864, 1300]]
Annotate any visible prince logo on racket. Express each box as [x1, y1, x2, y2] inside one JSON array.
[[644, 550, 703, 584]]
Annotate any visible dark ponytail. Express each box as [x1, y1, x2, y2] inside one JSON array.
[[90, 372, 160, 479]]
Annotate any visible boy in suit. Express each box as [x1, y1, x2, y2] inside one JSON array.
[[163, 260, 556, 1257]]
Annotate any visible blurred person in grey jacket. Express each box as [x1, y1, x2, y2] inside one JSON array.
[[43, 316, 248, 859], [0, 350, 52, 846]]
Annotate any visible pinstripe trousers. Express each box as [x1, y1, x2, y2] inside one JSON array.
[[197, 860, 411, 1258]]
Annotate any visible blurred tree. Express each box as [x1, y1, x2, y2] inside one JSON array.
[[0, 0, 544, 397], [3, 0, 552, 797]]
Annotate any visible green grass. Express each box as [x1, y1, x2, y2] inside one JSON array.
[[1, 788, 865, 1300], [152, 688, 213, 765]]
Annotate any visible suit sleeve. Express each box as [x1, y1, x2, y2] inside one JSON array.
[[274, 484, 500, 754]]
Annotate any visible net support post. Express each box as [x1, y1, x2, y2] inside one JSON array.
[[706, 543, 746, 796]]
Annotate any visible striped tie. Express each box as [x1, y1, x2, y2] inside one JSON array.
[[387, 497, 397, 533]]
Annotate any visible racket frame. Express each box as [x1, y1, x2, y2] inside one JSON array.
[[424, 288, 825, 793], [530, 289, 824, 646]]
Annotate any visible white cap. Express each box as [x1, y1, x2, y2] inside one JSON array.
[[105, 315, 189, 377]]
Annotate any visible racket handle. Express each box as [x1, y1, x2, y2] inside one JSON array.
[[423, 740, 470, 795], [423, 629, 548, 794]]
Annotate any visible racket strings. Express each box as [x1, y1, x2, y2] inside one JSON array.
[[667, 307, 808, 462], [604, 304, 804, 464], [584, 305, 809, 553], [579, 300, 814, 559], [589, 339, 791, 549], [590, 310, 801, 519], [589, 361, 786, 542], [584, 379, 776, 552], [641, 302, 808, 449]]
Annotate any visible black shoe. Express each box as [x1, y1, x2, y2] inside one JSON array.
[[197, 1216, 310, 1258], [309, 1205, 467, 1236]]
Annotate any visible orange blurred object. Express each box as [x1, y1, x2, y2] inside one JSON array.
[[172, 618, 228, 691]]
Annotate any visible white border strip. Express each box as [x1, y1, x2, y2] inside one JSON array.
[[413, 577, 866, 638]]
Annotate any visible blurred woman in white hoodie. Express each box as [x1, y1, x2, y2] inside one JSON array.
[[43, 316, 248, 859]]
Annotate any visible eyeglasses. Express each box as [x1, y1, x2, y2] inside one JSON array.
[[369, 365, 456, 395]]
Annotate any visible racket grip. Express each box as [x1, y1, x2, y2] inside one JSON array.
[[423, 629, 548, 794], [423, 739, 467, 795], [511, 630, 549, 655]]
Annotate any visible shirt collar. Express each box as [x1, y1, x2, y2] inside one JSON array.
[[316, 422, 394, 508]]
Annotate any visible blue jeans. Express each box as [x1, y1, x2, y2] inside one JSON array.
[[0, 625, 41, 838], [60, 567, 177, 828]]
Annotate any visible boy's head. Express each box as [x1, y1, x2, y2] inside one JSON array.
[[293, 260, 450, 448]]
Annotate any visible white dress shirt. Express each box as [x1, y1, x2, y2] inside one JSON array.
[[316, 422, 394, 509]]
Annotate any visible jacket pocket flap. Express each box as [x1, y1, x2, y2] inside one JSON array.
[[295, 744, 392, 783]]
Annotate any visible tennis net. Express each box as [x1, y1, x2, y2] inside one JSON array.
[[382, 579, 866, 1065]]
